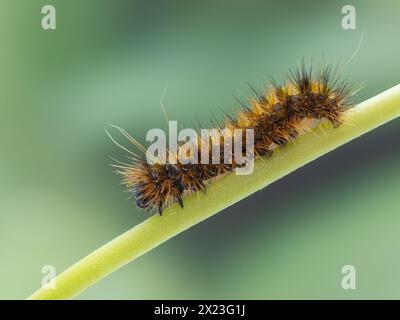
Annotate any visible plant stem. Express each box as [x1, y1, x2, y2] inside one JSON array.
[[28, 84, 400, 300]]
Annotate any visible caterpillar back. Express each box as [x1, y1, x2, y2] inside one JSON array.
[[109, 62, 355, 215]]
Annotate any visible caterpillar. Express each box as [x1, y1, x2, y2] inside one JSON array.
[[109, 63, 355, 215]]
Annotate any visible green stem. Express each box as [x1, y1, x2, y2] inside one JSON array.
[[28, 84, 400, 300]]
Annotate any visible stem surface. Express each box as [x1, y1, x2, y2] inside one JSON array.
[[28, 84, 400, 300]]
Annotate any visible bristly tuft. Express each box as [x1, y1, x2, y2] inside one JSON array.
[[109, 62, 356, 214]]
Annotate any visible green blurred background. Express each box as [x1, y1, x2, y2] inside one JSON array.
[[0, 0, 399, 299]]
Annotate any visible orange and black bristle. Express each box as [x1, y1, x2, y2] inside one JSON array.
[[112, 63, 355, 215]]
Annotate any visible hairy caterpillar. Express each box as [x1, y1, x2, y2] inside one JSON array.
[[109, 63, 355, 215]]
